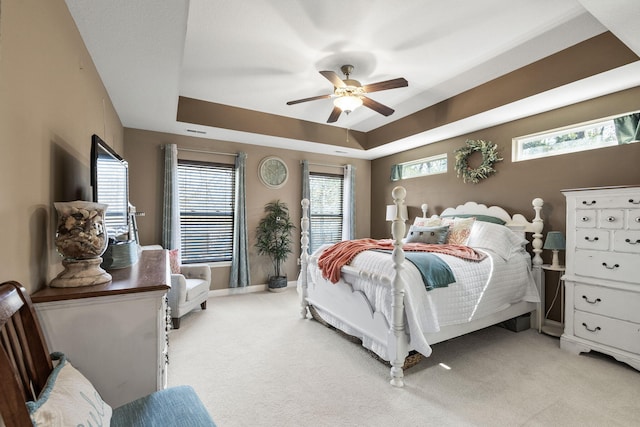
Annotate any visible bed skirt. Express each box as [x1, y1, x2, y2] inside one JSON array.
[[307, 304, 424, 370]]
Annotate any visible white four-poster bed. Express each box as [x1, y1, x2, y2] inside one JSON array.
[[298, 186, 544, 387]]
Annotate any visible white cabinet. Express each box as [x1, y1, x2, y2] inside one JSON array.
[[32, 250, 170, 407], [561, 186, 640, 371]]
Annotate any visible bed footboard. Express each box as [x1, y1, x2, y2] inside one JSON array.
[[300, 198, 310, 319], [300, 187, 411, 387], [388, 186, 409, 387]]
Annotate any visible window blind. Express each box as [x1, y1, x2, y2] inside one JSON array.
[[177, 160, 235, 263], [309, 172, 343, 253], [96, 156, 129, 237]]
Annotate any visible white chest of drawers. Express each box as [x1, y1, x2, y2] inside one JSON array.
[[560, 185, 640, 371], [32, 250, 170, 407]]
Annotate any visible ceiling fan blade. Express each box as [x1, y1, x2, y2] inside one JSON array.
[[327, 106, 342, 123], [320, 70, 346, 88], [362, 96, 395, 116], [362, 77, 408, 93], [286, 94, 332, 105]]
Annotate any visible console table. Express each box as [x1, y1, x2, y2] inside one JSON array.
[[32, 249, 170, 407]]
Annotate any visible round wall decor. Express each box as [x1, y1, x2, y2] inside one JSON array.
[[454, 139, 503, 184], [258, 156, 289, 189]]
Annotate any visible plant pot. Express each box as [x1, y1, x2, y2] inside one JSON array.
[[268, 276, 288, 292]]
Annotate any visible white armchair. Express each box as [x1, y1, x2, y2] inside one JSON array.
[[169, 264, 211, 329]]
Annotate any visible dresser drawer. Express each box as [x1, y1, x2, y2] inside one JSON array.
[[574, 250, 638, 283], [598, 209, 624, 229], [628, 209, 640, 230], [576, 195, 640, 209], [574, 283, 640, 323], [575, 209, 596, 228], [614, 230, 640, 254], [573, 310, 640, 354], [576, 229, 609, 251]]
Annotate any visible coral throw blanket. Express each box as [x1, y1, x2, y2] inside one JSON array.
[[317, 238, 487, 284]]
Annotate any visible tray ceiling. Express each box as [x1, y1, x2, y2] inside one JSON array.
[[65, 0, 640, 159]]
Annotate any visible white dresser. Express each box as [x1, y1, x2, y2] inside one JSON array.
[[32, 249, 170, 407], [560, 186, 640, 371]]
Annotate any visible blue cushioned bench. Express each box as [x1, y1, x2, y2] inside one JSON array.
[[112, 385, 216, 427]]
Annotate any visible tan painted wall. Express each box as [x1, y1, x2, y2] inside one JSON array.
[[0, 0, 123, 293], [2, 0, 637, 303], [124, 128, 371, 290], [371, 87, 640, 319]]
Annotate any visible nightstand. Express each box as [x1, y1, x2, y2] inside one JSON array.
[[541, 264, 566, 337]]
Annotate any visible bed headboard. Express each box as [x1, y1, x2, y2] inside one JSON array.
[[437, 199, 544, 234], [416, 198, 544, 270]]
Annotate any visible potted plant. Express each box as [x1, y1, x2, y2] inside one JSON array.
[[255, 200, 296, 292]]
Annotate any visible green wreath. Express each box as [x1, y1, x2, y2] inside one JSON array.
[[454, 139, 503, 184]]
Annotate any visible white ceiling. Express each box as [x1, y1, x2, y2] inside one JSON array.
[[65, 0, 640, 160]]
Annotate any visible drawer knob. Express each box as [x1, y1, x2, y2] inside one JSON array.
[[581, 295, 601, 304], [581, 217, 591, 222], [601, 262, 620, 270], [629, 198, 640, 205], [626, 239, 640, 245], [606, 216, 616, 222], [582, 200, 596, 206], [584, 236, 599, 242], [635, 217, 640, 223], [581, 323, 601, 333]]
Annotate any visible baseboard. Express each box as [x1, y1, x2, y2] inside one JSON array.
[[208, 280, 297, 298]]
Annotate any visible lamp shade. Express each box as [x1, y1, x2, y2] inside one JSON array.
[[386, 204, 408, 221], [334, 95, 363, 113], [543, 231, 566, 250]]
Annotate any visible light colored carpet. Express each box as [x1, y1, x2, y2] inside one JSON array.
[[168, 288, 640, 427]]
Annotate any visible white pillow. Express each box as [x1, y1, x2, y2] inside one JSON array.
[[412, 216, 442, 227], [466, 221, 528, 260], [27, 352, 112, 426]]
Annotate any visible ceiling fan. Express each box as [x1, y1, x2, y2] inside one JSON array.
[[286, 65, 408, 123]]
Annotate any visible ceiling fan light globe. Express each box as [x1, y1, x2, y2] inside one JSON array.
[[334, 95, 363, 113]]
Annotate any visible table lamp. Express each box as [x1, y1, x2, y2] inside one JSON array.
[[543, 231, 565, 269]]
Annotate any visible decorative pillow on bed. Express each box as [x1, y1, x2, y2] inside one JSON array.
[[27, 352, 113, 426], [466, 220, 528, 260], [440, 213, 506, 225], [412, 216, 443, 227], [405, 225, 450, 244], [441, 217, 476, 245]]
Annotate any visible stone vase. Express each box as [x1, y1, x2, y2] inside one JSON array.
[[50, 201, 112, 287]]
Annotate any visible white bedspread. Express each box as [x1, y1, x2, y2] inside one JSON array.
[[306, 246, 539, 358]]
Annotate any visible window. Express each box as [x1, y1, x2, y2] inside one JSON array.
[[92, 135, 129, 239], [391, 153, 447, 181], [95, 154, 129, 237], [309, 172, 343, 253], [177, 160, 235, 263], [513, 111, 639, 161]]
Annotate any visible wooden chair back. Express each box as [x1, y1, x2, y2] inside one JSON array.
[[0, 281, 53, 427]]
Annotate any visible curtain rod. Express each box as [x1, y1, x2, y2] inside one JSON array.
[[302, 161, 345, 169], [177, 147, 238, 157]]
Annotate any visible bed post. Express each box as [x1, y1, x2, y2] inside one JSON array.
[[389, 186, 408, 387], [530, 198, 544, 331], [300, 199, 310, 318]]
